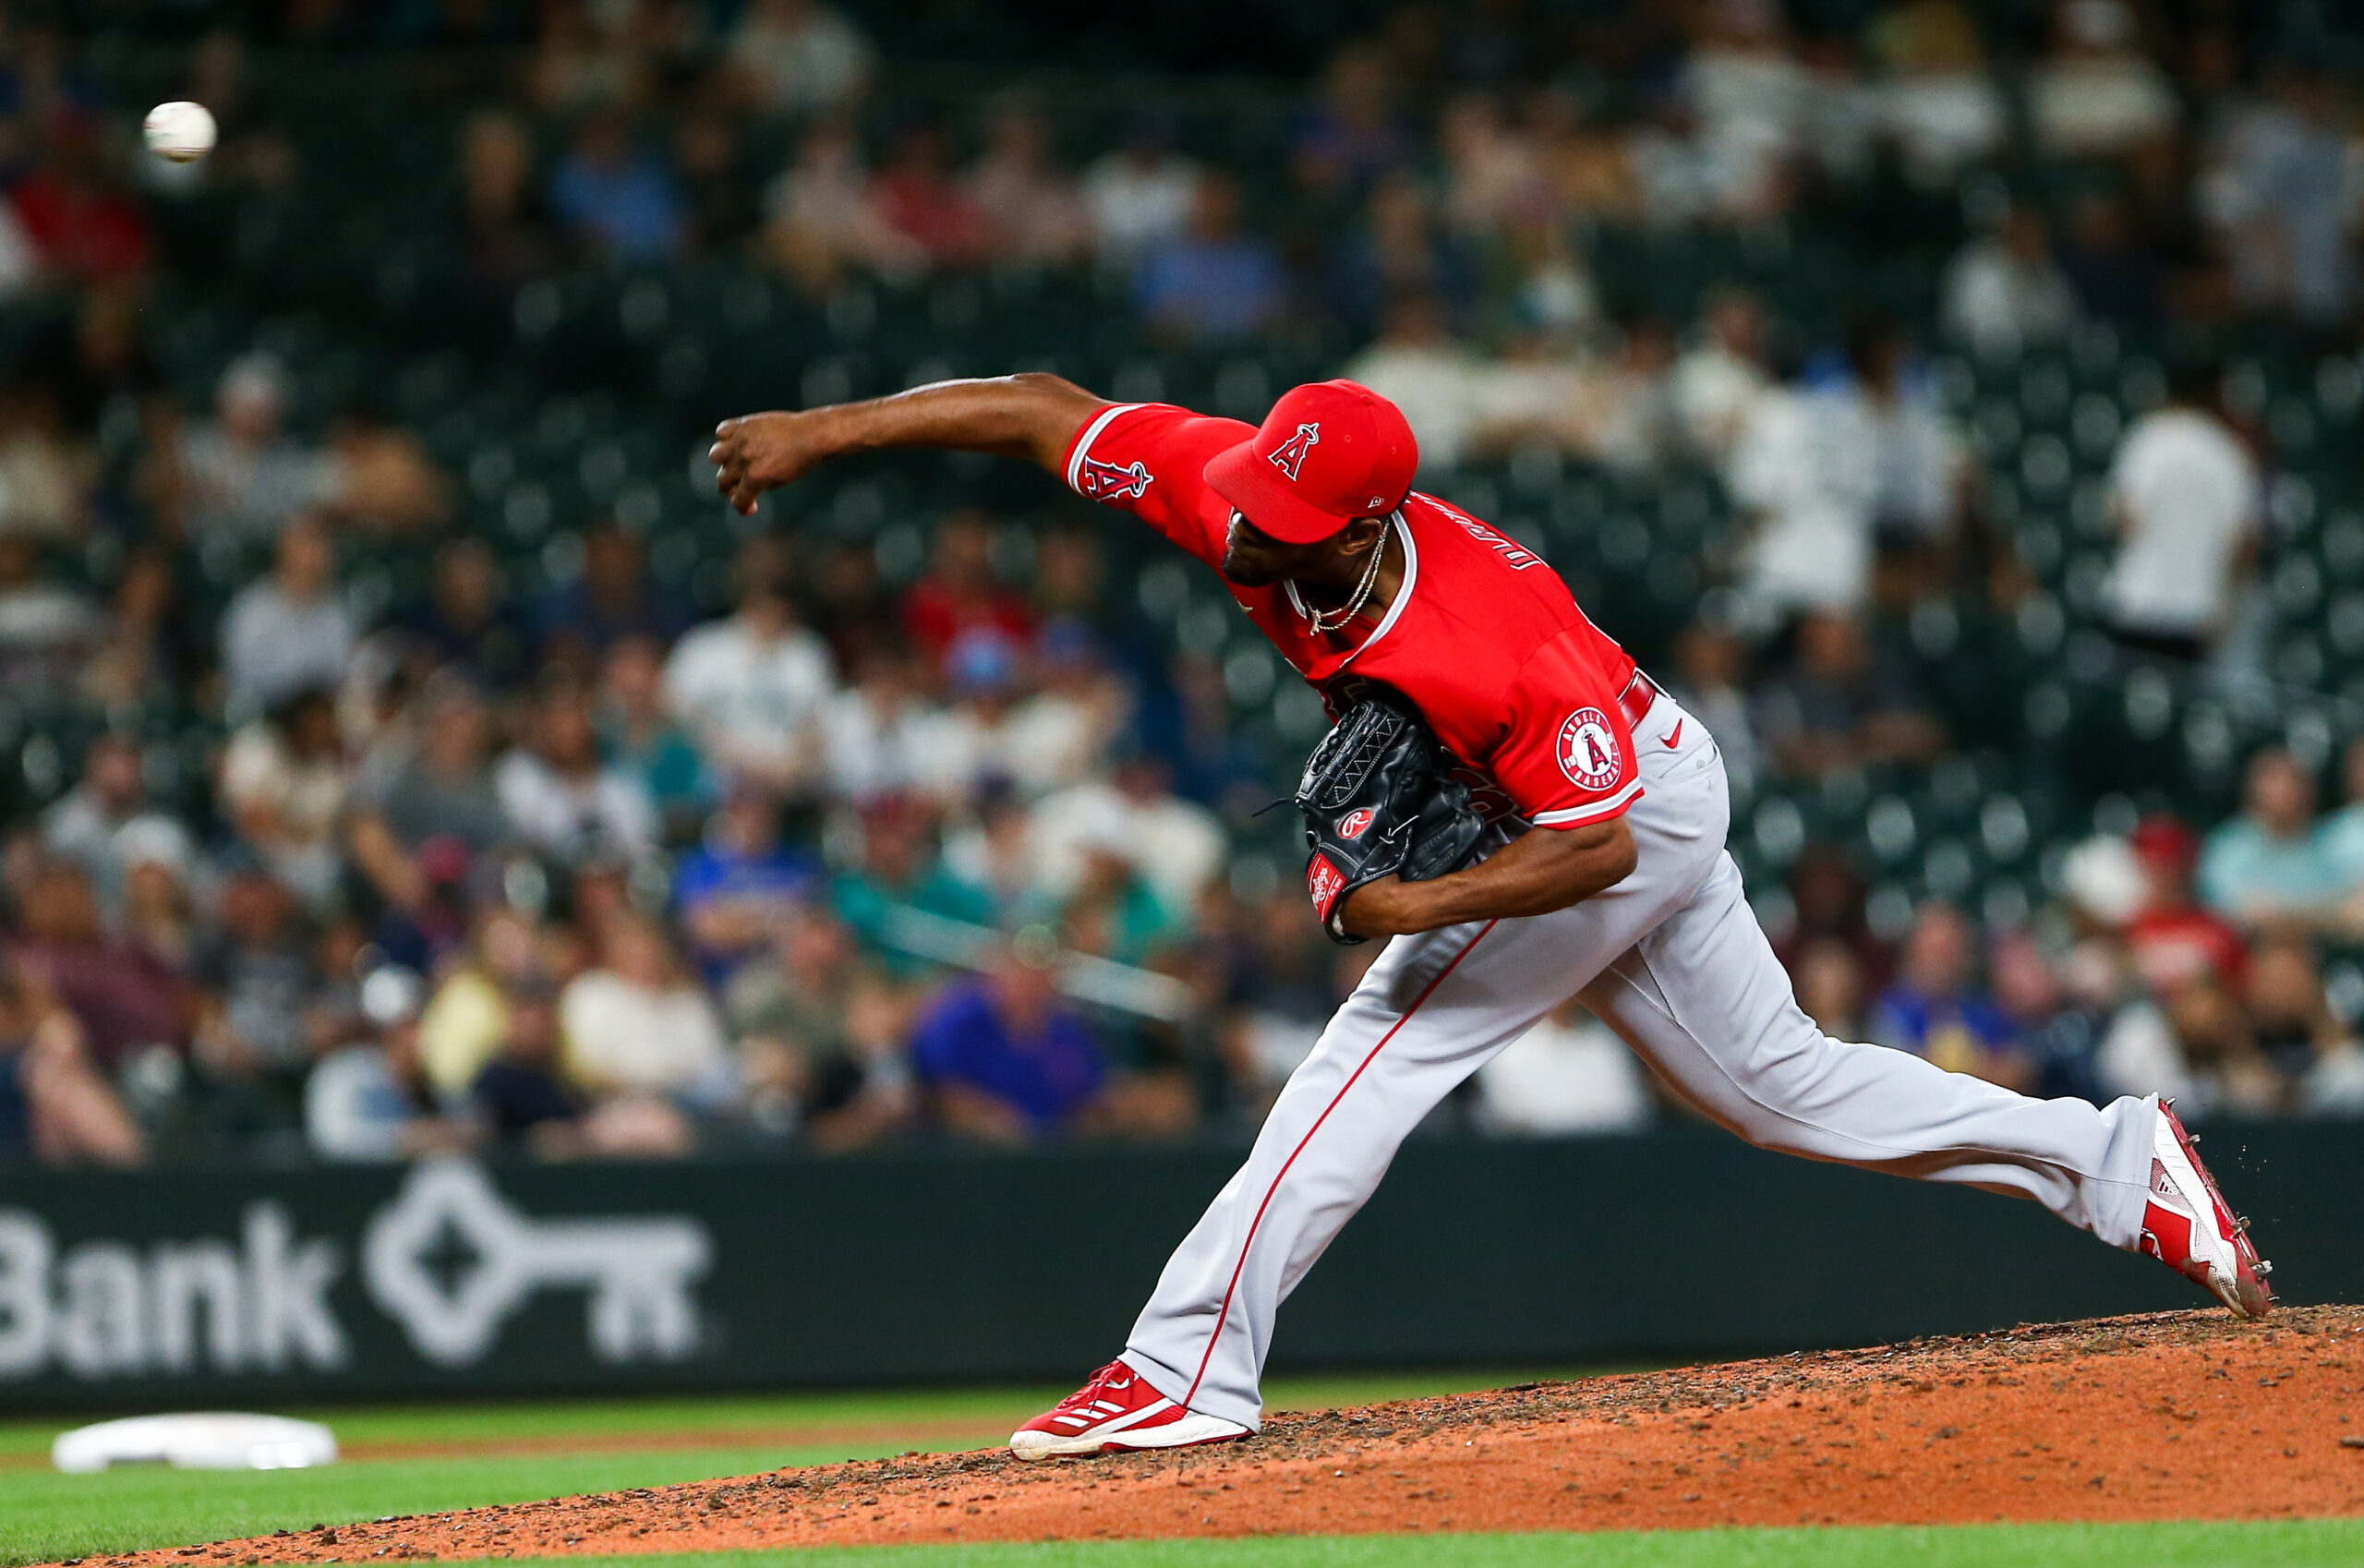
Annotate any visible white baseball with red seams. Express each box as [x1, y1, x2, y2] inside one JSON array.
[[1012, 394, 2265, 1459]]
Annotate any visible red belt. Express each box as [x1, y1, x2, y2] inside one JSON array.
[[1617, 669, 1664, 732]]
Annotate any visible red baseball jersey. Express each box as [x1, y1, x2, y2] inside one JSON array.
[[1065, 403, 1646, 829]]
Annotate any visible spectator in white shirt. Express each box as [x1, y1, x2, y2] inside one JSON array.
[[1680, 0, 1811, 221], [220, 514, 356, 713], [1730, 377, 1878, 616], [561, 913, 733, 1113], [44, 731, 194, 918], [726, 0, 872, 118], [664, 536, 837, 795], [821, 637, 955, 804], [916, 629, 1024, 804], [493, 670, 656, 862], [1672, 286, 1772, 469], [1003, 621, 1127, 798], [1473, 995, 1653, 1134], [1867, 0, 2005, 180], [2202, 64, 2356, 329], [1029, 752, 1223, 914], [1942, 209, 2079, 358], [174, 353, 336, 544], [1841, 318, 1965, 582], [218, 686, 347, 911], [1081, 117, 1200, 267], [2102, 360, 2259, 665], [921, 620, 1124, 805], [1341, 296, 1482, 474], [2027, 0, 2177, 160]]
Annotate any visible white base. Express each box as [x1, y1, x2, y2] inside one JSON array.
[[54, 1413, 337, 1473]]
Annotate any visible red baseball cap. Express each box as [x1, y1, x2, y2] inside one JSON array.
[[1203, 380, 1419, 545], [2130, 813, 2197, 873]]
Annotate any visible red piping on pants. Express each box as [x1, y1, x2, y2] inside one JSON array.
[[1181, 920, 1502, 1409]]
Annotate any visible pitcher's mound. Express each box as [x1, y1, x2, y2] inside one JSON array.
[[86, 1307, 2364, 1562]]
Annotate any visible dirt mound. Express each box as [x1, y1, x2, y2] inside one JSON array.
[[71, 1308, 2364, 1562]]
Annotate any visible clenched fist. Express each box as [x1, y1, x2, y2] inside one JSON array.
[[707, 375, 1100, 517], [709, 411, 830, 515]]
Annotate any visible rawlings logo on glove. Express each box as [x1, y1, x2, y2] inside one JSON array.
[[1307, 854, 1349, 921], [1295, 687, 1486, 944]]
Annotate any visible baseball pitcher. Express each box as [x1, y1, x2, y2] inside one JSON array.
[[709, 373, 2272, 1462]]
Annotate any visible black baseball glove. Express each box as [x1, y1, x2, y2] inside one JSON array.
[[1297, 687, 1487, 944]]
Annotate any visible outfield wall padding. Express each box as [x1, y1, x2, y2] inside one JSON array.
[[0, 1122, 2349, 1407]]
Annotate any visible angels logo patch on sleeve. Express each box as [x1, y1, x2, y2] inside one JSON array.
[[1078, 455, 1153, 501], [1555, 707, 1622, 791]]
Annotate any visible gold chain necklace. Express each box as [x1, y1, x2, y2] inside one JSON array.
[[1298, 524, 1389, 635]]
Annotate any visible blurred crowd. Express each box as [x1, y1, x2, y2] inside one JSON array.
[[1766, 741, 2364, 1126], [0, 0, 2361, 1163], [5, 489, 1309, 1164]]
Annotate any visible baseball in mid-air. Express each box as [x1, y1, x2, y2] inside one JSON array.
[[143, 101, 216, 163]]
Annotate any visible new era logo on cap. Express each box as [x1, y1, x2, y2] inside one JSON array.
[[1205, 380, 1419, 545]]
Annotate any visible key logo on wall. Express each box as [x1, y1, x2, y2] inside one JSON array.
[[364, 1160, 711, 1367], [0, 1161, 712, 1381]]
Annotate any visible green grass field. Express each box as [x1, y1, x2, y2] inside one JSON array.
[[1, 1381, 2355, 1568], [0, 1373, 1556, 1565]]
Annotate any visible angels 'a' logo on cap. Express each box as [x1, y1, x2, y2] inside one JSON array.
[[1556, 707, 1621, 791], [1267, 421, 1320, 480]]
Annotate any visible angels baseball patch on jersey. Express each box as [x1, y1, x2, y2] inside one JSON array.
[[1556, 707, 1621, 791]]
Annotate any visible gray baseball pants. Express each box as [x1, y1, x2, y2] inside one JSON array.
[[1121, 694, 2161, 1431]]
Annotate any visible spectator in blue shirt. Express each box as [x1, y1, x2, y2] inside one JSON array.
[[675, 786, 821, 986], [2311, 736, 2364, 894], [549, 112, 685, 265], [910, 953, 1105, 1141], [1135, 175, 1285, 343], [1869, 901, 2031, 1091], [2199, 747, 2349, 932]]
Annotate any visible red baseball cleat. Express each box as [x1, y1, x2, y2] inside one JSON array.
[[2140, 1101, 2273, 1320], [1008, 1359, 1250, 1460]]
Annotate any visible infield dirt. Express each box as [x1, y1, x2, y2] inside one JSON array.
[[67, 1307, 2364, 1561]]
